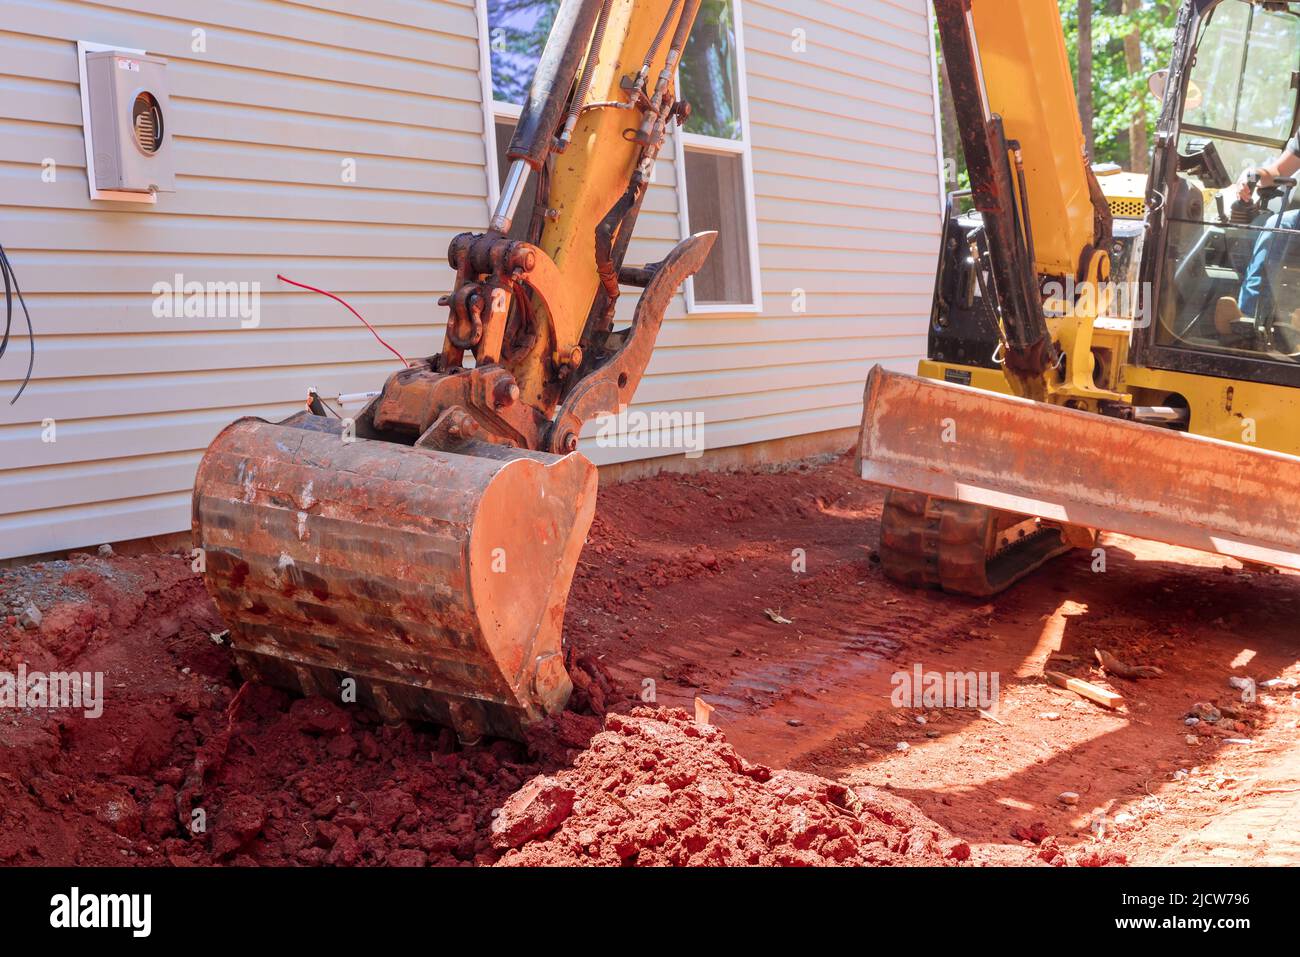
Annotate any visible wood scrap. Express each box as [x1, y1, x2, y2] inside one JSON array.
[[1045, 670, 1124, 709]]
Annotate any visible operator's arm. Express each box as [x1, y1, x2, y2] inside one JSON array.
[[1238, 136, 1300, 200]]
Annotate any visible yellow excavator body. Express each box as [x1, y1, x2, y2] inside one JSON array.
[[861, 0, 1300, 595], [968, 1, 1097, 279]]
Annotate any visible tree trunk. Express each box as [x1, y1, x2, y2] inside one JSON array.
[[1123, 0, 1149, 173], [1078, 0, 1095, 157]]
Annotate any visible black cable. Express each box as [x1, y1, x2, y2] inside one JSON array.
[[0, 243, 34, 404]]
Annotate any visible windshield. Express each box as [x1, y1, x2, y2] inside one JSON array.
[[1158, 0, 1300, 365], [1184, 0, 1300, 147]]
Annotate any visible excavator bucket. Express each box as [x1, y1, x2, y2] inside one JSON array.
[[859, 366, 1300, 573], [192, 415, 597, 743], [188, 0, 714, 742]]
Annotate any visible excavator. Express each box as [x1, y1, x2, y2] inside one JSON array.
[[861, 0, 1300, 596], [191, 0, 712, 743]]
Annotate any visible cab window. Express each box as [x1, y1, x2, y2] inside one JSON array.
[[1158, 0, 1300, 364]]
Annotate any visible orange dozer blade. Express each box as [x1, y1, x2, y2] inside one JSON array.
[[859, 366, 1300, 571], [192, 415, 597, 742]]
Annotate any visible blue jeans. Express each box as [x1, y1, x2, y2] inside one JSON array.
[[1240, 208, 1300, 317]]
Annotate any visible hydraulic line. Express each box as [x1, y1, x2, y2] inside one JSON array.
[[558, 0, 614, 151]]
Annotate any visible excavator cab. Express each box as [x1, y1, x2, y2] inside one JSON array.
[[1153, 0, 1300, 363], [861, 0, 1300, 596]]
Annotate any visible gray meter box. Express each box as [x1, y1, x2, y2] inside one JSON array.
[[85, 50, 174, 193]]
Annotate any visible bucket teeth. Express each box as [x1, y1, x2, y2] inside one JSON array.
[[192, 416, 597, 741]]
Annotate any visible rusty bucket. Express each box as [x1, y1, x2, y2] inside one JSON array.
[[192, 416, 597, 742]]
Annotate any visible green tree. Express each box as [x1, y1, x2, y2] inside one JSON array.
[[1078, 0, 1095, 156], [1060, 0, 1177, 169], [937, 1, 1178, 186]]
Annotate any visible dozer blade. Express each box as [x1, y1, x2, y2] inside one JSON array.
[[192, 416, 597, 743], [859, 366, 1300, 572]]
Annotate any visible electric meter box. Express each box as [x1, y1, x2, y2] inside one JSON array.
[[85, 50, 173, 193]]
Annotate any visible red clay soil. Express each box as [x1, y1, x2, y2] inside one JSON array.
[[0, 553, 602, 866], [1, 452, 1298, 866], [569, 454, 1300, 866], [494, 707, 969, 866]]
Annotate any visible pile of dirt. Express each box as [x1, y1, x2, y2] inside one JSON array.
[[493, 708, 970, 866], [0, 680, 599, 867], [154, 691, 600, 867], [0, 553, 606, 866], [1034, 836, 1128, 868]]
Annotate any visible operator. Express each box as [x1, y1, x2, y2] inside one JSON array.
[[1217, 134, 1300, 331]]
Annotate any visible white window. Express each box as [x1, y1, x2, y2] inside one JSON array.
[[474, 0, 544, 230], [475, 0, 761, 311], [674, 0, 762, 313]]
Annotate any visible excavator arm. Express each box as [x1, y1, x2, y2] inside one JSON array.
[[932, 0, 1113, 399], [192, 0, 713, 742], [371, 0, 713, 456]]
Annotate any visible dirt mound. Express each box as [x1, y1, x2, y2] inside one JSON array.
[[494, 708, 970, 866], [160, 686, 550, 867], [0, 554, 567, 866]]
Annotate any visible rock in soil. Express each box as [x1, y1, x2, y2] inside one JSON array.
[[1012, 821, 1051, 844], [1189, 702, 1222, 723], [491, 777, 577, 850]]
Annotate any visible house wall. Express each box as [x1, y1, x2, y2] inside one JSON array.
[[0, 0, 942, 560]]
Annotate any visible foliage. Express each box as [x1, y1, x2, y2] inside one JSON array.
[[680, 0, 742, 140], [1059, 1, 1178, 169], [937, 1, 1179, 186], [487, 0, 742, 140], [487, 0, 559, 106]]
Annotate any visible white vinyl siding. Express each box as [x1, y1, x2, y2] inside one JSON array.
[[0, 0, 489, 559], [583, 0, 942, 464], [0, 0, 941, 560]]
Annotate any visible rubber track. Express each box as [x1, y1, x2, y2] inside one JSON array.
[[878, 490, 1074, 597]]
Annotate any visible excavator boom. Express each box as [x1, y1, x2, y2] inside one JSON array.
[[931, 0, 1112, 395]]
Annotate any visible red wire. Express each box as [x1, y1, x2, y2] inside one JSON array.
[[277, 273, 410, 367]]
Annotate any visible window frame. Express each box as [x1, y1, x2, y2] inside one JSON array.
[[673, 0, 762, 315], [474, 0, 512, 215], [475, 0, 762, 315]]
